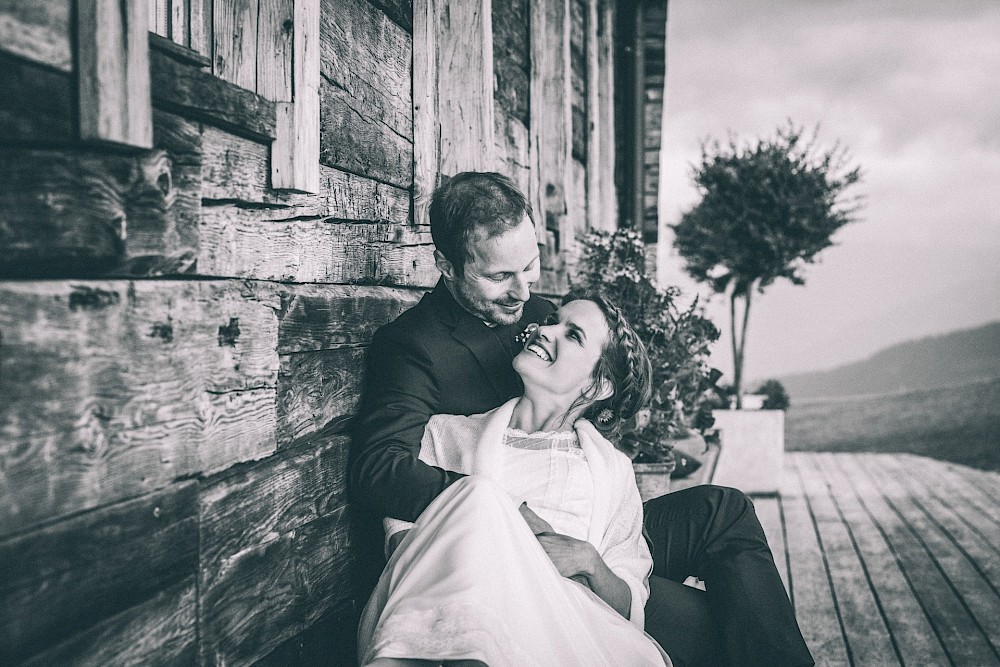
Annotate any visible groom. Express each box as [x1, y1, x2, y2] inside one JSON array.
[[350, 172, 813, 667]]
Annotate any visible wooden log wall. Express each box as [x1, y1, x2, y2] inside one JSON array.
[[0, 0, 422, 664], [0, 0, 621, 663]]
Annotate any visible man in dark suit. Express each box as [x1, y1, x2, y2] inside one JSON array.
[[351, 172, 813, 667]]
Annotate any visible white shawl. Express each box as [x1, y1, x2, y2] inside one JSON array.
[[384, 398, 653, 626]]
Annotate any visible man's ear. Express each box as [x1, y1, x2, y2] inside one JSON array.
[[434, 249, 457, 282]]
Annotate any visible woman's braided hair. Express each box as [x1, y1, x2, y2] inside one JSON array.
[[564, 290, 653, 437]]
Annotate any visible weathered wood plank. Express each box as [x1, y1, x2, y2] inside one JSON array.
[[254, 601, 359, 667], [320, 79, 413, 189], [151, 44, 277, 142], [0, 49, 74, 144], [780, 456, 851, 666], [320, 0, 412, 139], [276, 284, 419, 354], [276, 348, 365, 446], [866, 454, 1000, 658], [793, 453, 900, 665], [256, 0, 293, 101], [77, 0, 153, 148], [0, 109, 200, 278], [200, 502, 355, 667], [492, 0, 530, 126], [22, 578, 197, 667], [569, 0, 587, 162], [368, 0, 412, 33], [272, 0, 320, 192], [412, 0, 495, 225], [0, 482, 198, 665], [755, 496, 790, 596], [0, 280, 279, 534], [214, 0, 258, 90], [595, 0, 617, 231], [201, 125, 412, 220], [198, 205, 435, 286], [815, 453, 951, 666], [0, 0, 72, 71], [838, 453, 1000, 665], [530, 0, 573, 250]]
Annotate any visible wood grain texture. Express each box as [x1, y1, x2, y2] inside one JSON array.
[[0, 280, 279, 535], [492, 0, 530, 126], [77, 0, 153, 148], [201, 125, 412, 217], [367, 0, 412, 33], [0, 0, 72, 71], [0, 482, 198, 665], [0, 110, 200, 278], [320, 0, 412, 139], [272, 0, 320, 191], [214, 0, 258, 90], [0, 50, 74, 144], [200, 509, 356, 666], [277, 348, 366, 446], [320, 79, 413, 189], [276, 284, 419, 355], [595, 0, 617, 231], [569, 0, 587, 162], [21, 578, 197, 667], [199, 205, 435, 286], [412, 0, 495, 225], [256, 0, 294, 101], [151, 45, 277, 142], [530, 0, 573, 251]]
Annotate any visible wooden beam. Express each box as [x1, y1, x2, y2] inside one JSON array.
[[585, 0, 601, 232], [272, 0, 320, 192], [0, 0, 72, 72], [596, 0, 617, 231], [530, 0, 572, 249], [77, 0, 153, 148], [214, 0, 258, 89], [413, 0, 496, 225]]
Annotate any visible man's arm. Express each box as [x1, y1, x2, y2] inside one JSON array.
[[350, 328, 464, 521]]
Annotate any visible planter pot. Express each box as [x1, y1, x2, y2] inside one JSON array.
[[633, 462, 675, 502], [710, 409, 785, 496]]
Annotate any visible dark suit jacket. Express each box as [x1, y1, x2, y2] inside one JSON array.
[[350, 279, 555, 521]]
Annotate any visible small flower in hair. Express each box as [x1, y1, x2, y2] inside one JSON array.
[[514, 323, 539, 347], [597, 408, 614, 424]]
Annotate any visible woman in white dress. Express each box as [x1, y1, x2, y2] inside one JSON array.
[[358, 294, 671, 667]]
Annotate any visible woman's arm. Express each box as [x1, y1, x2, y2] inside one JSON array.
[[535, 532, 632, 619]]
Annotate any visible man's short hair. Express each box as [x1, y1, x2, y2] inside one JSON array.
[[429, 172, 535, 275]]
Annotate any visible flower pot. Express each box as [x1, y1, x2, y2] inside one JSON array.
[[710, 409, 784, 496], [633, 461, 676, 502]]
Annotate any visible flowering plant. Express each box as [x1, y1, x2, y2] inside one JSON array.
[[573, 229, 721, 463]]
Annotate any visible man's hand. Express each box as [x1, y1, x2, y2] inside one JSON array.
[[518, 502, 554, 535]]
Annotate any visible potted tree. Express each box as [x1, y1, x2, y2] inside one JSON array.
[[573, 229, 721, 500], [672, 123, 863, 494]]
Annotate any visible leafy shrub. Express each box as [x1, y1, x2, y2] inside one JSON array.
[[573, 229, 721, 462], [757, 379, 791, 410]]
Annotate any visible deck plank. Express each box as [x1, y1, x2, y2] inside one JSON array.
[[793, 454, 900, 665], [780, 455, 851, 666], [816, 453, 950, 666], [907, 454, 1000, 548], [837, 454, 1000, 666], [867, 454, 1000, 660], [755, 496, 791, 597]]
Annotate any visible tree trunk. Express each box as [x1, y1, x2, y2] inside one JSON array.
[[730, 290, 741, 408]]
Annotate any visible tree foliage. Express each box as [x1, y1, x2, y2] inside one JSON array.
[[672, 123, 863, 406], [573, 229, 721, 462]]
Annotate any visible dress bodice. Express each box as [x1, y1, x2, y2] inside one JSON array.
[[501, 427, 594, 542]]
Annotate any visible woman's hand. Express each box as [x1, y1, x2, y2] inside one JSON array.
[[536, 531, 633, 620]]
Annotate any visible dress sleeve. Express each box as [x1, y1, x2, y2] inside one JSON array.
[[350, 327, 466, 522], [598, 460, 653, 628]]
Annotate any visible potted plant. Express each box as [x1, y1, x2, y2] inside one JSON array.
[[671, 123, 862, 494], [573, 229, 721, 500]]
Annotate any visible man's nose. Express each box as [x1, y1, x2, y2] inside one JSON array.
[[509, 273, 531, 302]]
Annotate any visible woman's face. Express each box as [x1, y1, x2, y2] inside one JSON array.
[[513, 299, 610, 403]]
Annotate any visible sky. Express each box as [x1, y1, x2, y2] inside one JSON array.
[[656, 0, 1000, 384]]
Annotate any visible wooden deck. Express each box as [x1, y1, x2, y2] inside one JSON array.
[[757, 452, 1000, 666]]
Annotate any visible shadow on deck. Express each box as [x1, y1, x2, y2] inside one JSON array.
[[760, 452, 1000, 666]]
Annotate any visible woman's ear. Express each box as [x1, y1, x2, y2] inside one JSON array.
[[593, 377, 614, 402]]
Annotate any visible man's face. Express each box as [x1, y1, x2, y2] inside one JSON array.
[[439, 215, 541, 326]]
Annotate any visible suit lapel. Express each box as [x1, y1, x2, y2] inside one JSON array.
[[451, 315, 512, 403]]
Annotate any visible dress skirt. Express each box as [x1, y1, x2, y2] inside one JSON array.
[[358, 476, 669, 666]]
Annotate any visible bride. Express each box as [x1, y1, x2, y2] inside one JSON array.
[[357, 293, 671, 666]]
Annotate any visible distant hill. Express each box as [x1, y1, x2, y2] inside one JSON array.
[[779, 321, 1000, 400]]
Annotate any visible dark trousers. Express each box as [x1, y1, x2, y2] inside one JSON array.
[[642, 485, 814, 667]]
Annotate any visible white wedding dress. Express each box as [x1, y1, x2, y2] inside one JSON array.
[[357, 427, 669, 666]]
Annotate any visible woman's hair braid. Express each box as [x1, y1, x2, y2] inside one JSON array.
[[563, 291, 652, 437]]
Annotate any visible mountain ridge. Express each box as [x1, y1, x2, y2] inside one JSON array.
[[778, 320, 1000, 400]]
